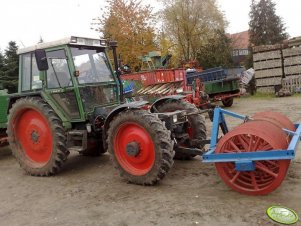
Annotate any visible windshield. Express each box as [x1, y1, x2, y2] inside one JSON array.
[[71, 47, 114, 84]]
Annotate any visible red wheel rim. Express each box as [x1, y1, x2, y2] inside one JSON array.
[[14, 109, 53, 165], [114, 122, 155, 176], [215, 121, 290, 195]]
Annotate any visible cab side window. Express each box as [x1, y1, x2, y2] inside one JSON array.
[[21, 54, 31, 91], [21, 53, 42, 91], [46, 50, 72, 89], [31, 55, 42, 90]]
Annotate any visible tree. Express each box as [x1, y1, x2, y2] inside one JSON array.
[[160, 0, 227, 65], [249, 0, 288, 46], [0, 50, 4, 89], [0, 41, 19, 93], [0, 50, 4, 69], [156, 30, 178, 67], [197, 30, 233, 69], [93, 0, 156, 70]]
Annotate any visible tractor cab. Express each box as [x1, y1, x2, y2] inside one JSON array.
[[17, 36, 121, 124]]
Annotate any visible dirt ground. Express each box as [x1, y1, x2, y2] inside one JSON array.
[[0, 96, 301, 226]]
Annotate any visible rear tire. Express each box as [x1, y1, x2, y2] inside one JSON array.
[[107, 110, 174, 185], [157, 100, 207, 160], [7, 97, 69, 176]]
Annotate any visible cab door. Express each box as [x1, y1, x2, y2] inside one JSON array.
[[44, 49, 83, 120]]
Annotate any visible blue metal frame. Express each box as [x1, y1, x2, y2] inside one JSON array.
[[202, 107, 301, 172]]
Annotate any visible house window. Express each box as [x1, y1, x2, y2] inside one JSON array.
[[232, 49, 249, 57]]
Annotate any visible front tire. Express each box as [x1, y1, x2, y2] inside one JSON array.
[[107, 110, 174, 185], [7, 97, 69, 176]]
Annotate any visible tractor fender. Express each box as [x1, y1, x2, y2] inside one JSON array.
[[104, 100, 149, 133], [7, 93, 72, 129], [7, 93, 42, 113], [150, 95, 185, 113]]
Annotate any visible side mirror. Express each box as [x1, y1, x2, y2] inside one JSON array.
[[35, 49, 49, 71]]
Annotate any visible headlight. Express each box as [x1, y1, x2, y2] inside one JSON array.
[[173, 115, 178, 123]]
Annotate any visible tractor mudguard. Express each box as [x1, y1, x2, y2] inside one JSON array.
[[104, 100, 149, 132], [7, 93, 41, 114], [150, 95, 185, 113], [6, 93, 72, 130]]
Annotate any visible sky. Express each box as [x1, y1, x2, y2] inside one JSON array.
[[0, 0, 300, 50]]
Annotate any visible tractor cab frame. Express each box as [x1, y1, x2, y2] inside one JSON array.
[[17, 36, 122, 128]]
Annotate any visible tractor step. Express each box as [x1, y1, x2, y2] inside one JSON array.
[[67, 130, 87, 152]]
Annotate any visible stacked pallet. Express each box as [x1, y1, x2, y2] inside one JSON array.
[[282, 75, 301, 92], [282, 45, 301, 92], [253, 45, 283, 93]]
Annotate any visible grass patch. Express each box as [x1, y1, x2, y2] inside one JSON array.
[[249, 92, 275, 99], [293, 93, 301, 97], [245, 92, 301, 99]]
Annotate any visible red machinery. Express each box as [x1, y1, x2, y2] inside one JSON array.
[[121, 69, 210, 107], [121, 68, 240, 108]]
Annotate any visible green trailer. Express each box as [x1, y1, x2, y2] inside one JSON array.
[[187, 67, 242, 107], [204, 78, 240, 94], [204, 77, 240, 107]]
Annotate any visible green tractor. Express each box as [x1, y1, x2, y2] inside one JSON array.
[[0, 36, 206, 184]]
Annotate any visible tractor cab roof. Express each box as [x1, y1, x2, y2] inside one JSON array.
[[17, 36, 108, 55]]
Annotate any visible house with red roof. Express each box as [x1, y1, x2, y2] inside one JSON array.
[[228, 30, 250, 66]]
